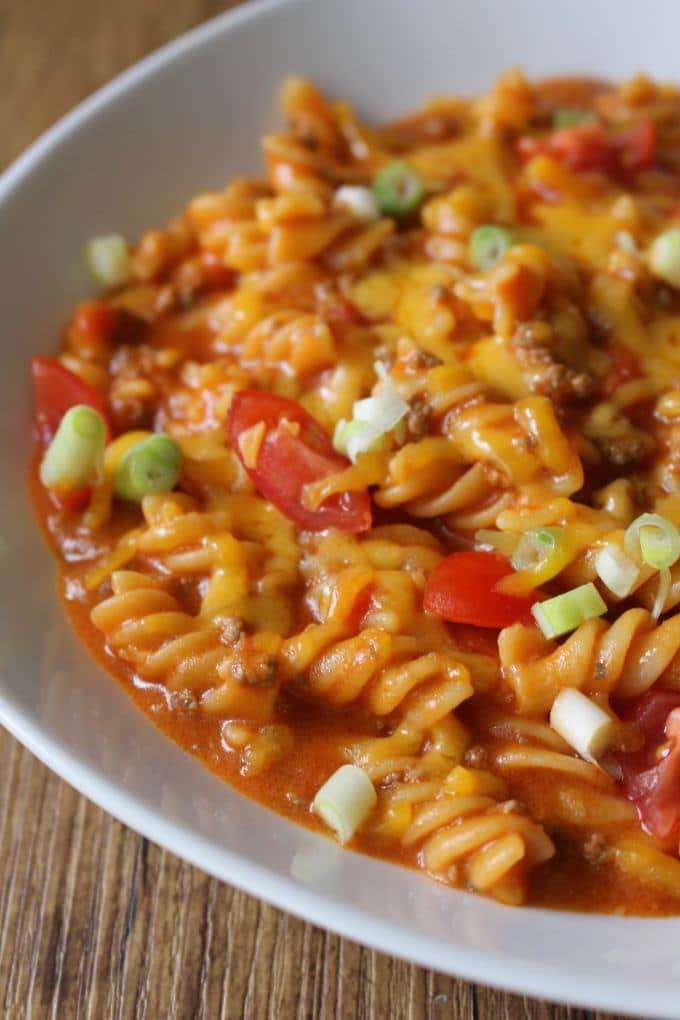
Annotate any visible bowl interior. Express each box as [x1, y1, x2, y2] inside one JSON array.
[[2, 0, 680, 1014]]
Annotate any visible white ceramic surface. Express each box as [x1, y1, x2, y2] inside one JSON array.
[[2, 0, 680, 1014]]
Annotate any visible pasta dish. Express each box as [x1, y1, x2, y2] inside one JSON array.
[[30, 72, 680, 912]]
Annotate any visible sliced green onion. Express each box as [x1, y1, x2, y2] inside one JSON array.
[[640, 524, 680, 569], [469, 225, 515, 271], [332, 361, 408, 463], [114, 434, 182, 502], [532, 582, 607, 640], [333, 419, 358, 457], [553, 108, 594, 129], [333, 419, 385, 461], [474, 529, 519, 558], [511, 527, 564, 572], [652, 566, 671, 621], [594, 544, 640, 599], [372, 162, 424, 217], [86, 234, 131, 288], [354, 362, 409, 430], [312, 764, 377, 843], [649, 229, 680, 289], [374, 360, 396, 384], [40, 404, 106, 494], [624, 512, 680, 570], [549, 688, 616, 762], [334, 185, 380, 224]]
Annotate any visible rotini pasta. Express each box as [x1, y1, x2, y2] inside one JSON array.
[[91, 570, 283, 720], [30, 71, 680, 913], [499, 609, 680, 713]]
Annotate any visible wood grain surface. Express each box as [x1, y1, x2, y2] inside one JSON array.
[[0, 2, 632, 1017]]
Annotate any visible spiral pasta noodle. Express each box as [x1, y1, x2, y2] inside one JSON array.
[[280, 527, 491, 729], [499, 609, 680, 713], [91, 571, 283, 720]]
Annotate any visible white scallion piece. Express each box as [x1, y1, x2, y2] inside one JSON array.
[[86, 234, 131, 288], [333, 419, 384, 461], [312, 764, 377, 843], [332, 361, 408, 463], [652, 566, 671, 620], [549, 688, 616, 762], [511, 527, 563, 571], [39, 404, 106, 495], [353, 363, 409, 431], [594, 544, 640, 598], [624, 512, 680, 570], [531, 582, 607, 639], [649, 228, 680, 289], [333, 186, 380, 224]]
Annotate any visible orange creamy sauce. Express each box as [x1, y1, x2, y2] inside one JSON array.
[[31, 470, 677, 915]]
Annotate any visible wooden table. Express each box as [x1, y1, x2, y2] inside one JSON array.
[[0, 2, 630, 1017]]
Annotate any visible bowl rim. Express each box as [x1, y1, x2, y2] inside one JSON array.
[[1, 1, 679, 1015]]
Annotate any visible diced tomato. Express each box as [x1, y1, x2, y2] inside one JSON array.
[[600, 342, 642, 399], [69, 300, 120, 350], [31, 357, 111, 446], [614, 117, 656, 173], [614, 688, 680, 842], [518, 121, 614, 172], [227, 390, 372, 533], [517, 117, 656, 179], [423, 551, 538, 629]]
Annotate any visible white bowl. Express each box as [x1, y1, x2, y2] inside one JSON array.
[[2, 0, 680, 1014]]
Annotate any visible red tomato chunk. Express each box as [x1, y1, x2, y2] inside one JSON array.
[[518, 117, 656, 178], [227, 390, 372, 533], [424, 551, 537, 629], [31, 356, 111, 446], [614, 689, 680, 842]]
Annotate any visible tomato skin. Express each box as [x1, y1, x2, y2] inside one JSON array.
[[227, 390, 371, 533], [31, 357, 111, 445], [614, 689, 680, 842], [424, 551, 538, 629]]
